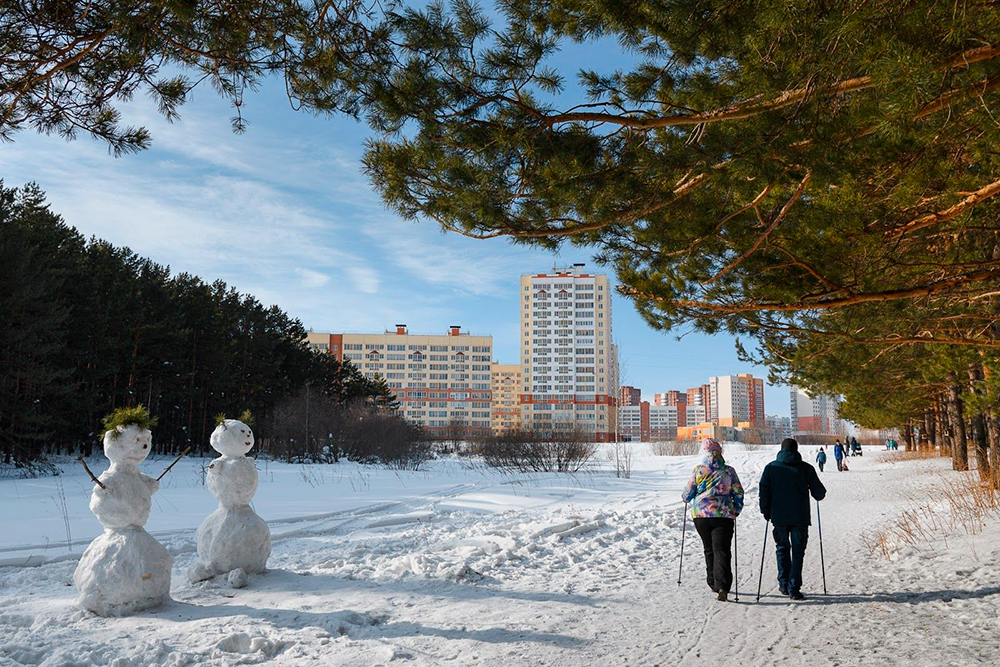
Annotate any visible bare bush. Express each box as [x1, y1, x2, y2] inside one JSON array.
[[647, 441, 699, 456], [878, 450, 942, 464], [337, 402, 431, 470], [863, 469, 1000, 560], [609, 440, 634, 478], [259, 391, 430, 469], [470, 430, 597, 473], [0, 457, 59, 479]]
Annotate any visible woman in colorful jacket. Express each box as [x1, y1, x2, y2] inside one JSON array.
[[681, 438, 745, 602]]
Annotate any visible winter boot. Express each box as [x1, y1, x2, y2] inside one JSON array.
[[790, 590, 806, 601], [716, 589, 728, 602]]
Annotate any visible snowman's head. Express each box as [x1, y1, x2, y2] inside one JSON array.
[[210, 419, 254, 457], [103, 424, 153, 467]]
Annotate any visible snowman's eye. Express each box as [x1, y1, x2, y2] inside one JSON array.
[[142, 444, 148, 449]]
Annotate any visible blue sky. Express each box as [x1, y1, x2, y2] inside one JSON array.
[[4, 76, 792, 416]]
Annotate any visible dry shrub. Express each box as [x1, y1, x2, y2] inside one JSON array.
[[863, 469, 1000, 560], [647, 441, 699, 456], [878, 450, 942, 464], [469, 430, 597, 473]]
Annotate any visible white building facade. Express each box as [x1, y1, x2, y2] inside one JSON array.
[[790, 387, 843, 435], [709, 374, 765, 427], [521, 265, 618, 441]]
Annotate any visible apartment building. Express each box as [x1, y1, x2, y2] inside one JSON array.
[[521, 264, 618, 441], [708, 374, 765, 427], [686, 404, 707, 426], [618, 402, 678, 442], [766, 415, 793, 440], [653, 390, 688, 426], [687, 384, 712, 423], [491, 363, 522, 434], [620, 386, 642, 407], [790, 387, 843, 435], [306, 325, 493, 437]]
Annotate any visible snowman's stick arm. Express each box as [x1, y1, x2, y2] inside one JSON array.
[[157, 446, 192, 481], [77, 456, 106, 489]]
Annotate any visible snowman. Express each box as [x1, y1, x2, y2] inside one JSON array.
[[73, 420, 173, 616], [187, 417, 270, 585]]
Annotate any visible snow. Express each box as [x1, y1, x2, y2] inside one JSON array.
[[1, 444, 999, 665]]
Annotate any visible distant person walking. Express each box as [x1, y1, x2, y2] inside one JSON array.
[[681, 438, 745, 602], [850, 436, 862, 457], [759, 438, 827, 600], [815, 447, 827, 472], [833, 440, 845, 471]]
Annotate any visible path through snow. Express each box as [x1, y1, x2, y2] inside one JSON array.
[[1, 447, 998, 666]]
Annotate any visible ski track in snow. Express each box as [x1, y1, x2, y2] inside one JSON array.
[[1, 447, 999, 666]]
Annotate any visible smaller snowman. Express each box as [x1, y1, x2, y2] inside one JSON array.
[[74, 407, 173, 616], [188, 413, 270, 585]]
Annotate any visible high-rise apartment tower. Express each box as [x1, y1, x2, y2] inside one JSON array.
[[520, 265, 617, 440]]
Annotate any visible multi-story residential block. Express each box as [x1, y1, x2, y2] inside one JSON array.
[[654, 390, 688, 426], [618, 402, 646, 441], [491, 363, 522, 434], [649, 404, 679, 440], [686, 404, 707, 426], [620, 386, 642, 407], [521, 264, 617, 440], [766, 415, 793, 440], [618, 402, 678, 441], [708, 374, 765, 427], [687, 384, 712, 423], [306, 325, 493, 437], [790, 387, 843, 435]]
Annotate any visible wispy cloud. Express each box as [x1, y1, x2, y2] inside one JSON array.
[[295, 268, 331, 288]]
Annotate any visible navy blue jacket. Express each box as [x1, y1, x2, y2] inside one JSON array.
[[759, 449, 827, 527]]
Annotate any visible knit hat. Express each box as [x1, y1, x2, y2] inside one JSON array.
[[701, 438, 722, 454]]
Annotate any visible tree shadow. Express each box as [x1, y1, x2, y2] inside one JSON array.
[[747, 586, 1000, 606], [156, 597, 584, 648], [240, 566, 605, 607]]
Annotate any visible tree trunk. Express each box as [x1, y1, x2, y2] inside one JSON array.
[[934, 396, 948, 455], [985, 410, 1000, 489], [947, 377, 969, 471], [903, 422, 915, 450], [926, 408, 936, 451], [968, 365, 992, 481]]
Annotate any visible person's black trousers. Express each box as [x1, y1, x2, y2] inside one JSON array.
[[693, 517, 735, 593]]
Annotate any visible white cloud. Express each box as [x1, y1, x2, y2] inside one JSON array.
[[295, 268, 331, 288], [345, 266, 380, 294]]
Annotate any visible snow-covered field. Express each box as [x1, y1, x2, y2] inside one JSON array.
[[1, 445, 998, 666]]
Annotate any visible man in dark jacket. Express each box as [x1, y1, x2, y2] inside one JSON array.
[[759, 438, 827, 600], [832, 440, 845, 471]]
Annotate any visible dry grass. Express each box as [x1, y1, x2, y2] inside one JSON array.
[[647, 441, 699, 456], [862, 469, 1000, 560], [877, 449, 943, 464]]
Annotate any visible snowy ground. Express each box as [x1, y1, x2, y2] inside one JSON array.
[[1, 445, 998, 666]]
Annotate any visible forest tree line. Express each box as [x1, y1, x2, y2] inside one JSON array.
[[0, 182, 395, 467]]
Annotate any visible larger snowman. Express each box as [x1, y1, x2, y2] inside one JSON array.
[[74, 416, 173, 616], [188, 417, 270, 583]]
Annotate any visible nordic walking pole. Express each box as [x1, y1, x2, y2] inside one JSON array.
[[678, 502, 688, 586], [817, 500, 827, 594], [756, 520, 770, 602], [734, 518, 739, 602]]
